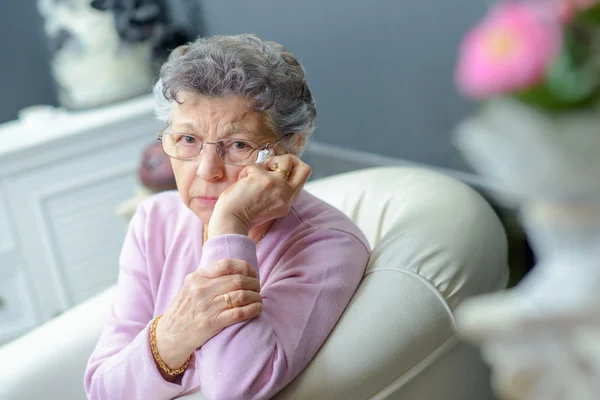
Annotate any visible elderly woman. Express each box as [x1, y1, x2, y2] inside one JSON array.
[[84, 34, 370, 400]]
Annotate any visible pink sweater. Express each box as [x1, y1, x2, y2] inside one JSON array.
[[84, 190, 370, 400]]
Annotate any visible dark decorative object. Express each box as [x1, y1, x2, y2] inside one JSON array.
[[90, 0, 191, 70], [138, 142, 177, 192]]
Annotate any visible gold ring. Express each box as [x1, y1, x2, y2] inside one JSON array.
[[272, 167, 290, 177], [223, 293, 233, 309]]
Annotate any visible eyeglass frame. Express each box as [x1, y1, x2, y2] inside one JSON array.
[[157, 129, 295, 166]]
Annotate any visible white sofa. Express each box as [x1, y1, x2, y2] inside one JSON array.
[[0, 166, 508, 399]]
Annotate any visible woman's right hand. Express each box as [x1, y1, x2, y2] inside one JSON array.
[[154, 258, 263, 370]]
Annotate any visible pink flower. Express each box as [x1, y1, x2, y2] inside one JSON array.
[[455, 1, 563, 100]]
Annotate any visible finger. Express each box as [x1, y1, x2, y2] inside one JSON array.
[[267, 154, 311, 187], [200, 258, 258, 279], [262, 154, 292, 173], [217, 290, 263, 309], [238, 163, 268, 180], [287, 161, 312, 187], [209, 274, 261, 295], [215, 302, 263, 328], [264, 155, 295, 180]]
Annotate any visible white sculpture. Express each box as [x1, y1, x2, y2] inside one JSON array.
[[37, 0, 154, 109]]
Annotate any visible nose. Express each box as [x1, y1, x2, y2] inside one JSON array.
[[196, 143, 225, 181]]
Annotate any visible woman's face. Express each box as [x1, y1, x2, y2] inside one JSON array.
[[169, 93, 277, 223]]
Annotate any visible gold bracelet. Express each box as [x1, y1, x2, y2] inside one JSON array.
[[149, 315, 191, 376]]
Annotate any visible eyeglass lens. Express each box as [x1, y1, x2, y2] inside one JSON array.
[[161, 133, 260, 165]]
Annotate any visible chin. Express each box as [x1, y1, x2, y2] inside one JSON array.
[[192, 207, 213, 224], [183, 196, 212, 223]]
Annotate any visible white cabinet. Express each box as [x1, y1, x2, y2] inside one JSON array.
[[0, 95, 160, 344]]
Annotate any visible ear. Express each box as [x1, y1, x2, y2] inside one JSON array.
[[289, 134, 303, 155], [276, 133, 303, 155], [294, 134, 304, 149]]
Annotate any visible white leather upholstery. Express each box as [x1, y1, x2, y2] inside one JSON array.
[[0, 286, 112, 400], [0, 167, 508, 400], [275, 167, 509, 400]]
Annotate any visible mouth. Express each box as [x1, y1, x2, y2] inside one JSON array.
[[193, 196, 219, 206]]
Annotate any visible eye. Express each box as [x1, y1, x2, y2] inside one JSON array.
[[184, 135, 197, 144], [233, 141, 249, 150]]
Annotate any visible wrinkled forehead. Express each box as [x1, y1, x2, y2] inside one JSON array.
[[171, 92, 276, 141]]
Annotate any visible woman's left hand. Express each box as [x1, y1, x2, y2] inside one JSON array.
[[209, 154, 312, 237]]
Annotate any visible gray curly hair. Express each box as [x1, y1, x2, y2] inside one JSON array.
[[153, 34, 316, 155]]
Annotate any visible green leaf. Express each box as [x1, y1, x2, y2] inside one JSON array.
[[576, 4, 600, 25], [513, 83, 600, 112], [513, 83, 573, 111], [545, 43, 597, 103], [513, 29, 600, 112]]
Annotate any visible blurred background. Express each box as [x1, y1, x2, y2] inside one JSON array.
[[1, 0, 532, 346], [1, 0, 488, 172]]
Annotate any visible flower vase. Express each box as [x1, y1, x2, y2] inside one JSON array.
[[37, 0, 154, 109], [454, 98, 600, 400]]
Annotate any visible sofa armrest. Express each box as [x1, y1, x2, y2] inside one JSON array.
[[274, 266, 458, 400], [0, 288, 113, 400]]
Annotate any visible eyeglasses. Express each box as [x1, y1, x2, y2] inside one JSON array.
[[157, 130, 293, 166]]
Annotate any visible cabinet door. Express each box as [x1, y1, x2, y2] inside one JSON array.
[[0, 258, 38, 345], [4, 127, 154, 322], [0, 188, 38, 344]]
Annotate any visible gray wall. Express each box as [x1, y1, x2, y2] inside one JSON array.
[[176, 0, 487, 171], [2, 0, 486, 171], [0, 1, 57, 124]]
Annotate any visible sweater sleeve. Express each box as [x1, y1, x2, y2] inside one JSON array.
[[83, 206, 198, 400], [196, 230, 369, 400]]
